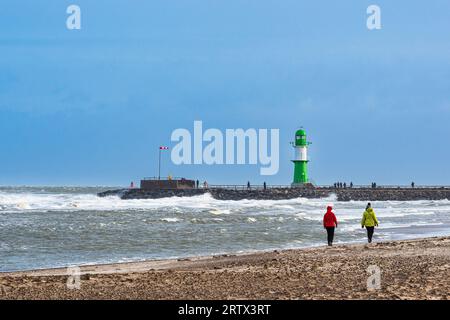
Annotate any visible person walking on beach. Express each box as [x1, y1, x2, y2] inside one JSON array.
[[323, 205, 338, 246], [361, 203, 379, 243]]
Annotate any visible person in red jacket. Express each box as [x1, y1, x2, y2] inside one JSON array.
[[323, 205, 338, 246]]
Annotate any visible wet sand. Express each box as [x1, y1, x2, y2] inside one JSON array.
[[1, 237, 449, 300]]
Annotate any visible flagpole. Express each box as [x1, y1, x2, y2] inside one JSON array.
[[158, 148, 161, 180]]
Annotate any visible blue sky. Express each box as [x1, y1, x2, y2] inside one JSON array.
[[1, 0, 450, 186]]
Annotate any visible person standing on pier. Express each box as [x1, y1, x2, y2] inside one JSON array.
[[323, 205, 338, 246], [361, 203, 379, 243]]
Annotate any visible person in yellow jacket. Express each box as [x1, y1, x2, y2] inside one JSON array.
[[361, 202, 379, 243]]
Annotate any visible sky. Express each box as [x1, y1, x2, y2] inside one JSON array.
[[1, 0, 450, 186]]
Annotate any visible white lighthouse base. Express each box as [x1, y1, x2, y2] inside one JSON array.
[[291, 182, 315, 189]]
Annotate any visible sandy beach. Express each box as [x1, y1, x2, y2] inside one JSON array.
[[1, 236, 449, 300]]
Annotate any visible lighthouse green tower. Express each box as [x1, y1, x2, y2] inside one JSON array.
[[292, 128, 311, 185]]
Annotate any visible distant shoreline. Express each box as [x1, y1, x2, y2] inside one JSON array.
[[1, 236, 449, 299]]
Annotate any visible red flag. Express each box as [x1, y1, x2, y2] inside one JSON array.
[[159, 146, 169, 150]]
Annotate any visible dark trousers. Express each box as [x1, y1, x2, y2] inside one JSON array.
[[366, 226, 375, 243], [326, 227, 335, 245]]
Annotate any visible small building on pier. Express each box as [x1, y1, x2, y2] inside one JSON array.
[[140, 177, 195, 190]]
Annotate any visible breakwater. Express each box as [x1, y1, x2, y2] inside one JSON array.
[[97, 187, 450, 201]]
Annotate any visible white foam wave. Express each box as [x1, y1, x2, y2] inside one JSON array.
[[1, 191, 450, 223], [0, 191, 337, 215], [161, 217, 181, 223]]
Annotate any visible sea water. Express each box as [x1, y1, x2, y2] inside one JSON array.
[[0, 186, 449, 272]]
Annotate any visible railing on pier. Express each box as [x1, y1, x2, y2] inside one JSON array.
[[142, 177, 187, 181], [206, 184, 450, 190], [139, 178, 450, 190], [315, 185, 450, 189], [208, 184, 291, 190]]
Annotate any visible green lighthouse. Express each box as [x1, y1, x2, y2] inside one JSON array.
[[292, 128, 311, 185]]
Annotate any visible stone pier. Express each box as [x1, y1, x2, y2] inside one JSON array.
[[97, 187, 450, 201]]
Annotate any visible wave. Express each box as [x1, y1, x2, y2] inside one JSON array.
[[1, 190, 450, 216], [0, 190, 334, 213]]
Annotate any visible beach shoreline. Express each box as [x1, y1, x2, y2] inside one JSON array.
[[1, 236, 449, 299]]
